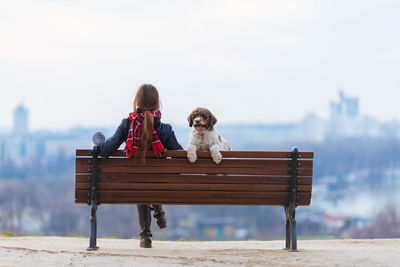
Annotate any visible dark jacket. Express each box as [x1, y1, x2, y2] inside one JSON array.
[[96, 117, 183, 157]]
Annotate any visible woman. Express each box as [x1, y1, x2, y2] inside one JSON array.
[[92, 84, 183, 248]]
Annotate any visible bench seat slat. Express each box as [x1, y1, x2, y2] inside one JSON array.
[[75, 174, 313, 185], [75, 182, 312, 192], [75, 197, 311, 206], [76, 149, 314, 159], [76, 158, 313, 169], [75, 193, 311, 203], [75, 189, 310, 199]]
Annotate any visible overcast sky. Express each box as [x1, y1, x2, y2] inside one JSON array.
[[1, 0, 399, 130]]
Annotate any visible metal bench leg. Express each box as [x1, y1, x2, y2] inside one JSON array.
[[284, 206, 290, 250], [290, 203, 297, 252], [88, 201, 99, 251]]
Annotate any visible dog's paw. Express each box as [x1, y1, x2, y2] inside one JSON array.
[[211, 151, 222, 164], [187, 153, 197, 163]]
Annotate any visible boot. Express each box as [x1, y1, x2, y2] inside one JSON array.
[[137, 204, 152, 248], [152, 204, 167, 229]]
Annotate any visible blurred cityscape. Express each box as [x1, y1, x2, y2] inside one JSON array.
[[1, 90, 400, 240]]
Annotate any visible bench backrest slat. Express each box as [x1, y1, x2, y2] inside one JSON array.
[[76, 174, 313, 185], [76, 157, 313, 168]]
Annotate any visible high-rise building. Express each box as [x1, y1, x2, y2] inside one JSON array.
[[13, 104, 29, 136], [328, 90, 361, 138], [330, 90, 359, 119]]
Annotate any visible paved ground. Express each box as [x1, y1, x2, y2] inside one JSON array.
[[0, 236, 399, 266]]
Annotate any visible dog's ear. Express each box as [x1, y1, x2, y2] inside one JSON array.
[[208, 113, 217, 130], [187, 112, 194, 127]]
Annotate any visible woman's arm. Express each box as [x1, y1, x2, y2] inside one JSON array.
[[93, 119, 129, 157]]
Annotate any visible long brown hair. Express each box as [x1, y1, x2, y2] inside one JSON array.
[[133, 84, 160, 162]]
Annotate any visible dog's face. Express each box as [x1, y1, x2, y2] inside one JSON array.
[[187, 107, 217, 132]]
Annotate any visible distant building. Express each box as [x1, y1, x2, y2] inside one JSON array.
[[13, 104, 29, 136], [330, 90, 359, 119], [0, 104, 96, 162], [328, 90, 362, 138]]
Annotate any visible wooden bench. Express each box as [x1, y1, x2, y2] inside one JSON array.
[[75, 147, 313, 251]]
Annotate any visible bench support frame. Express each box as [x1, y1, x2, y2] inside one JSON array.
[[87, 146, 99, 251], [284, 147, 299, 252]]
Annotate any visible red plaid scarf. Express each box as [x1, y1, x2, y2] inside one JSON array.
[[123, 110, 165, 157]]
